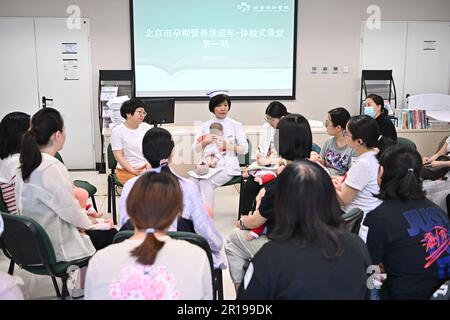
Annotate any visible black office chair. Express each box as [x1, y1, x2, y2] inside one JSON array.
[[106, 144, 123, 224], [55, 152, 98, 211], [342, 208, 364, 234], [222, 138, 252, 187], [112, 230, 223, 300], [396, 137, 417, 150], [312, 143, 321, 154], [0, 213, 91, 299]]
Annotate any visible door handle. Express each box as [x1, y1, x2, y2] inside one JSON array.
[[42, 96, 53, 108]]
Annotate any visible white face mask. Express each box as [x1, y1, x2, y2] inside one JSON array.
[[0, 214, 3, 237], [364, 106, 376, 118]]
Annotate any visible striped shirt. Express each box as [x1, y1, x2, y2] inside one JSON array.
[[0, 177, 17, 214]]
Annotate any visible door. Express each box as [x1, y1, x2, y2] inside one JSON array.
[[34, 18, 95, 169], [0, 18, 40, 118], [403, 22, 450, 97]]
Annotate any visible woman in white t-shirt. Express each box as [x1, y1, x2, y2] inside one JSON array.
[[335, 115, 393, 217], [110, 98, 151, 185], [85, 171, 212, 300], [191, 91, 248, 213]]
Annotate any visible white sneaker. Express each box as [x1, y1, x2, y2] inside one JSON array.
[[71, 288, 84, 300]]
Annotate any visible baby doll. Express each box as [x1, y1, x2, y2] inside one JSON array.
[[73, 187, 102, 218], [194, 122, 226, 175]]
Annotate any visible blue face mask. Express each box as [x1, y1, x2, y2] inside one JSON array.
[[364, 107, 376, 118]]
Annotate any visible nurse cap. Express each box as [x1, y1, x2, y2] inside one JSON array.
[[206, 89, 229, 98]]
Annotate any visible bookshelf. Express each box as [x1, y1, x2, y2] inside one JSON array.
[[98, 70, 133, 173]]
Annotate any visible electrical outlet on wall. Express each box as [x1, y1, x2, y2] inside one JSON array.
[[332, 66, 339, 74], [321, 66, 328, 74], [310, 66, 318, 74], [342, 65, 350, 73]]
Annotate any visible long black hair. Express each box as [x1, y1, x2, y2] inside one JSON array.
[[376, 145, 426, 201], [272, 160, 345, 258], [142, 127, 176, 177], [265, 101, 288, 119], [20, 108, 64, 181], [274, 113, 312, 161], [346, 115, 393, 151], [328, 107, 351, 129], [0, 112, 30, 160]]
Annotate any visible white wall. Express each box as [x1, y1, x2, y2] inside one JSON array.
[[1, 0, 450, 161]]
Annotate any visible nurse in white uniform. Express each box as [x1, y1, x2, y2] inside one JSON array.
[[191, 90, 248, 212]]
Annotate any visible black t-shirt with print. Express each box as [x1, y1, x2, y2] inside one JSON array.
[[237, 233, 372, 300], [363, 198, 450, 300]]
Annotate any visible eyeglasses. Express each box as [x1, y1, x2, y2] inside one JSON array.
[[325, 120, 334, 127], [135, 110, 147, 116]]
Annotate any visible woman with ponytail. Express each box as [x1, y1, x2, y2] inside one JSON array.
[[118, 127, 225, 269], [0, 112, 30, 214], [15, 108, 115, 263], [85, 171, 213, 300], [334, 115, 393, 217], [362, 145, 450, 299]]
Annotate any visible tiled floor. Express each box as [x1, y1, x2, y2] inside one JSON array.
[[0, 170, 240, 300]]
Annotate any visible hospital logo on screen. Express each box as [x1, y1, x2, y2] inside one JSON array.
[[236, 2, 290, 13]]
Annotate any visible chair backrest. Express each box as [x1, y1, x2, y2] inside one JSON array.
[[396, 137, 417, 150], [55, 152, 64, 164], [342, 208, 364, 234], [112, 230, 134, 244], [112, 230, 214, 277], [312, 143, 321, 154], [166, 231, 214, 273], [0, 213, 57, 267], [107, 144, 118, 172], [237, 138, 251, 167]]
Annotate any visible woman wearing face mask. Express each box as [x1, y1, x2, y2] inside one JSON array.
[[364, 94, 397, 143]]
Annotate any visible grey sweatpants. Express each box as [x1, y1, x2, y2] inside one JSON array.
[[224, 228, 269, 284]]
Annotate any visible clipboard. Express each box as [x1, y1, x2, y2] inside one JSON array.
[[188, 167, 223, 179]]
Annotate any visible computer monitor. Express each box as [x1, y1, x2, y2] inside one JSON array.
[[142, 98, 175, 127]]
